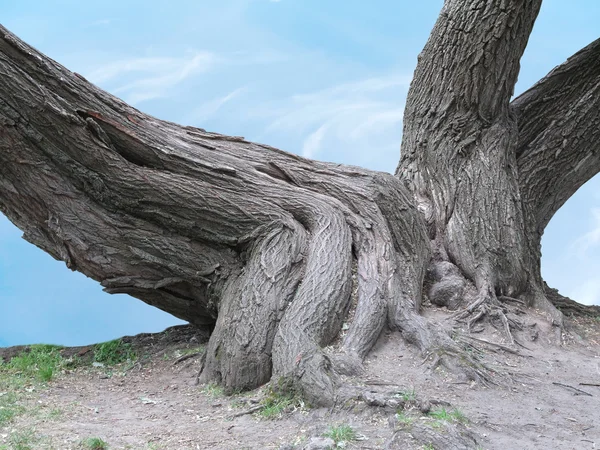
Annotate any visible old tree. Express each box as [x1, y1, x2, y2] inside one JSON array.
[[0, 1, 599, 406]]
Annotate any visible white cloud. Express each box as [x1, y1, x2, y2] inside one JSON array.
[[266, 74, 409, 133], [86, 52, 215, 105], [572, 208, 600, 258], [185, 87, 248, 125], [252, 73, 410, 170], [302, 123, 328, 158]]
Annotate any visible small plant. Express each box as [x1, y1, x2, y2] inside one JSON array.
[[257, 382, 303, 419], [428, 407, 468, 424], [8, 428, 37, 450], [0, 391, 25, 425], [94, 339, 135, 366], [422, 444, 435, 450], [178, 346, 205, 357], [323, 424, 357, 446], [396, 410, 415, 426], [82, 437, 109, 450], [395, 387, 416, 402], [201, 382, 225, 398], [258, 395, 296, 419], [48, 407, 63, 419], [3, 344, 64, 382]]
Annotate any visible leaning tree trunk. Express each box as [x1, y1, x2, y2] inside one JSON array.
[[0, 25, 436, 405], [1, 0, 599, 406]]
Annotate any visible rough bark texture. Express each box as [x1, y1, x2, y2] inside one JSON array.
[[514, 38, 600, 233], [0, 25, 432, 405], [1, 0, 599, 405], [397, 0, 543, 306]]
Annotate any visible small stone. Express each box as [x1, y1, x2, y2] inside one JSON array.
[[304, 437, 336, 450], [386, 399, 401, 409], [363, 392, 387, 407], [418, 400, 431, 414]]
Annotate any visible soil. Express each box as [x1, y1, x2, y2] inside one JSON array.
[[1, 309, 599, 450]]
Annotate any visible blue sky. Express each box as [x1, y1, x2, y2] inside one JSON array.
[[1, 1, 599, 347]]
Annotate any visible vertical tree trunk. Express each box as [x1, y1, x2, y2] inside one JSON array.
[[396, 0, 558, 323]]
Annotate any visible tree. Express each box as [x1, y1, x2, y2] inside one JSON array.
[[0, 1, 598, 406]]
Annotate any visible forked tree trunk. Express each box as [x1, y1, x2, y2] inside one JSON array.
[[0, 0, 599, 406]]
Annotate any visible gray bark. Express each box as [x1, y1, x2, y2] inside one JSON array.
[[0, 0, 599, 405], [397, 0, 543, 304], [0, 25, 432, 405], [514, 38, 600, 233]]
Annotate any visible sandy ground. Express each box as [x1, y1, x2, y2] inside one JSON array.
[[1, 311, 599, 450]]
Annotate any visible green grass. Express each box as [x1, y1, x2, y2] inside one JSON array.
[[1, 345, 65, 382], [82, 437, 109, 450], [177, 346, 204, 357], [0, 391, 25, 426], [256, 385, 303, 419], [0, 345, 68, 428], [7, 428, 37, 450], [396, 410, 415, 426], [395, 388, 416, 402], [201, 382, 225, 398], [422, 444, 435, 450], [428, 407, 468, 424], [94, 339, 135, 366], [258, 395, 297, 419], [323, 424, 357, 446]]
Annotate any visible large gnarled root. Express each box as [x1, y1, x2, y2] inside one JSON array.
[[199, 218, 307, 392]]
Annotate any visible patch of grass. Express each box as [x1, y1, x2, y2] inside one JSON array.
[[396, 410, 415, 426], [0, 390, 25, 425], [82, 437, 109, 450], [178, 346, 204, 357], [94, 339, 135, 366], [2, 345, 65, 382], [257, 384, 304, 419], [47, 407, 63, 419], [8, 428, 37, 450], [323, 424, 357, 446], [422, 444, 435, 450], [258, 396, 295, 419], [428, 407, 468, 424], [201, 382, 225, 398], [395, 387, 416, 402]]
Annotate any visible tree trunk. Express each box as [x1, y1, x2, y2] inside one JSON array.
[[1, 1, 599, 405]]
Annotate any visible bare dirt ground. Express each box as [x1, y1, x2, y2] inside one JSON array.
[[1, 309, 599, 450]]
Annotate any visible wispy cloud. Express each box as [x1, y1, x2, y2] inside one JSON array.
[[302, 123, 329, 158], [572, 208, 600, 258], [257, 74, 410, 163], [86, 52, 215, 105], [185, 87, 248, 125]]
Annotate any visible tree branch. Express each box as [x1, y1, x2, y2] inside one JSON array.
[[514, 38, 600, 232]]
